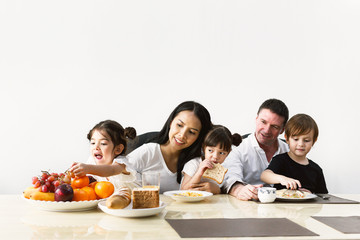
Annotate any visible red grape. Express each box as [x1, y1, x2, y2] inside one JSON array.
[[30, 170, 76, 193], [53, 180, 60, 188], [47, 176, 55, 182], [32, 176, 38, 185], [34, 181, 41, 188], [41, 185, 48, 193], [45, 181, 51, 188]]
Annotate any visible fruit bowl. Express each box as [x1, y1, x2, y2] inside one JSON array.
[[23, 196, 104, 212]]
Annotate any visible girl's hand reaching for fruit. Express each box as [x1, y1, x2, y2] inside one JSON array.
[[70, 162, 89, 177]]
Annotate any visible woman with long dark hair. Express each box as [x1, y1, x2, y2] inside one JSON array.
[[121, 101, 212, 193]]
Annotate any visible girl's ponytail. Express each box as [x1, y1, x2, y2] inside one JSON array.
[[124, 127, 137, 140], [232, 133, 242, 146]]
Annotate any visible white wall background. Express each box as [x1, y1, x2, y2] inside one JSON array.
[[1, 0, 359, 194]]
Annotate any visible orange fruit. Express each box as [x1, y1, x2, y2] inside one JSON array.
[[71, 176, 90, 188], [94, 181, 114, 199], [89, 181, 97, 189], [82, 186, 97, 200], [72, 188, 88, 201]]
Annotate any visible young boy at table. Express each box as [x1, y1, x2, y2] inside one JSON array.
[[261, 114, 328, 194]]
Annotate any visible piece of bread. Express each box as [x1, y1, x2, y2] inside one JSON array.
[[132, 187, 159, 209], [202, 163, 228, 184], [106, 187, 131, 209]]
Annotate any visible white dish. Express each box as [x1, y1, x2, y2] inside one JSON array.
[[276, 193, 318, 201], [23, 196, 103, 211], [163, 190, 213, 202], [98, 201, 166, 217]]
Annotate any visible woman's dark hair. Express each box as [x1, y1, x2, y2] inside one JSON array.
[[87, 120, 137, 157], [155, 101, 212, 183], [203, 125, 242, 153]]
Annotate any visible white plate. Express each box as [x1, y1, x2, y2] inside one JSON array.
[[276, 193, 318, 201], [23, 196, 103, 211], [98, 201, 166, 217], [163, 190, 213, 202]]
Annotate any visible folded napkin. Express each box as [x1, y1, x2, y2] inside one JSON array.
[[166, 218, 318, 238], [312, 216, 360, 234]]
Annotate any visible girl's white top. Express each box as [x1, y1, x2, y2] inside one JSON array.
[[182, 157, 225, 188]]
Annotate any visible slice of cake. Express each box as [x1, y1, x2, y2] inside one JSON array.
[[132, 187, 159, 209]]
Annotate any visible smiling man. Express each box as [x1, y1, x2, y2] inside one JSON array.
[[222, 99, 289, 201]]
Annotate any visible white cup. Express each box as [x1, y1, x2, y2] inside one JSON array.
[[258, 187, 276, 203], [142, 172, 160, 190]]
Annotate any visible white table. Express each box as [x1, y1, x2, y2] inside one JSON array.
[[1, 194, 359, 239]]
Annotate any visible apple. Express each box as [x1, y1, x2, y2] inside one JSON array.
[[54, 184, 74, 202]]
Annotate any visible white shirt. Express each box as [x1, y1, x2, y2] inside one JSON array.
[[182, 157, 225, 188], [117, 143, 180, 193], [222, 133, 289, 193]]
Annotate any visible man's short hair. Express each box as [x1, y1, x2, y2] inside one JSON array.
[[257, 98, 289, 126]]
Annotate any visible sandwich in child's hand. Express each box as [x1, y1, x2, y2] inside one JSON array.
[[202, 163, 228, 184]]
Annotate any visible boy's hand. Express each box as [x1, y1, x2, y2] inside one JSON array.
[[298, 187, 311, 193], [279, 176, 301, 190]]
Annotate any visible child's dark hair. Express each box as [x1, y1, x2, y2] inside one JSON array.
[[203, 125, 242, 153], [87, 120, 137, 156], [285, 114, 319, 143]]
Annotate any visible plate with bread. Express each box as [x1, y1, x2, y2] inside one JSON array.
[[164, 190, 213, 202], [276, 189, 317, 201], [98, 187, 166, 217], [98, 201, 166, 217]]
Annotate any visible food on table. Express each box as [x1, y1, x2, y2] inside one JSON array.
[[29, 191, 55, 201], [72, 188, 89, 201], [94, 181, 115, 199], [132, 187, 159, 209], [106, 187, 131, 209], [276, 189, 306, 198], [71, 176, 90, 188], [25, 170, 114, 202], [81, 186, 97, 200], [30, 171, 71, 194], [202, 163, 228, 184], [174, 191, 203, 197], [88, 175, 97, 184], [23, 186, 41, 199], [54, 184, 74, 202]]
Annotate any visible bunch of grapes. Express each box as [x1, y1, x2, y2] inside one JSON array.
[[32, 170, 72, 193]]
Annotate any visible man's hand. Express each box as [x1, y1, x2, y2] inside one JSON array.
[[230, 182, 263, 201]]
